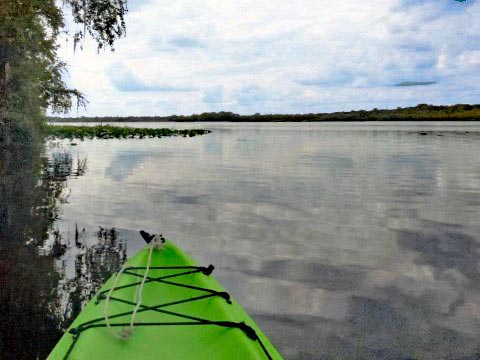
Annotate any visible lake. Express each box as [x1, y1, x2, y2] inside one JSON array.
[[48, 121, 480, 359]]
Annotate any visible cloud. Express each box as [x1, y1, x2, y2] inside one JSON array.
[[394, 81, 436, 87], [202, 86, 223, 104], [150, 35, 205, 52], [397, 0, 474, 12], [106, 63, 195, 92], [126, 0, 152, 12], [57, 0, 480, 116], [169, 36, 204, 48], [296, 69, 359, 87], [235, 86, 267, 106]]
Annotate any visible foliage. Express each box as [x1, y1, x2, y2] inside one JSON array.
[[65, 0, 127, 51], [0, 0, 127, 143], [45, 124, 211, 140], [49, 104, 480, 123]]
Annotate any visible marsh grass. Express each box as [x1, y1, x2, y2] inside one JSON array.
[[45, 125, 211, 140]]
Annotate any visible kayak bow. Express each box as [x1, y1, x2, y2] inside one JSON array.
[[48, 238, 282, 359]]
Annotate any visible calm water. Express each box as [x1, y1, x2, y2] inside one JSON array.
[[49, 121, 480, 359]]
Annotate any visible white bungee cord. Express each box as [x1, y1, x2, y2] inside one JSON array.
[[104, 234, 165, 340]]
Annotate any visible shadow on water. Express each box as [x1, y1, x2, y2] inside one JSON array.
[[0, 140, 127, 359]]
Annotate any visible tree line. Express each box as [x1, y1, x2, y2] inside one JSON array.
[[50, 104, 480, 123]]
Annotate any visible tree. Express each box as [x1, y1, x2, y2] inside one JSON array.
[[0, 0, 127, 137], [0, 3, 128, 357]]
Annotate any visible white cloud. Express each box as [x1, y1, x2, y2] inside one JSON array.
[[57, 0, 480, 116]]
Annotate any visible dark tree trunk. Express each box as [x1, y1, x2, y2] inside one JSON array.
[[0, 61, 7, 104], [0, 61, 9, 145], [0, 62, 9, 237]]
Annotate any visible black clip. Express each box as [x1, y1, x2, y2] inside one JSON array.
[[201, 264, 215, 275]]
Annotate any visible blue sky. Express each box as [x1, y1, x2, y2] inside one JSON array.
[[58, 0, 480, 116]]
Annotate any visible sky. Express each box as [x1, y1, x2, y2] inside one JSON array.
[[57, 0, 480, 117]]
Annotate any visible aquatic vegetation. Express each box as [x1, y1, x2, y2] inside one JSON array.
[[45, 125, 211, 140]]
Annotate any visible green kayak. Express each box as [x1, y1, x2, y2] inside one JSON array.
[[48, 237, 282, 359]]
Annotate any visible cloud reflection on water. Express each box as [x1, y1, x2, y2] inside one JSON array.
[[53, 122, 480, 359]]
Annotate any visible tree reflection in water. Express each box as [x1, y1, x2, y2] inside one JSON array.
[[56, 226, 127, 326], [0, 142, 127, 359]]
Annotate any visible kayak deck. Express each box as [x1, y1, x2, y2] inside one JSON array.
[[48, 241, 282, 359]]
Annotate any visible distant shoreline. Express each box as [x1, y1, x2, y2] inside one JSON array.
[[49, 104, 480, 123]]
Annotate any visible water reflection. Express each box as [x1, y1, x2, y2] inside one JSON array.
[[56, 227, 127, 323], [105, 149, 152, 182], [0, 142, 66, 359], [0, 142, 128, 359], [50, 122, 480, 359]]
